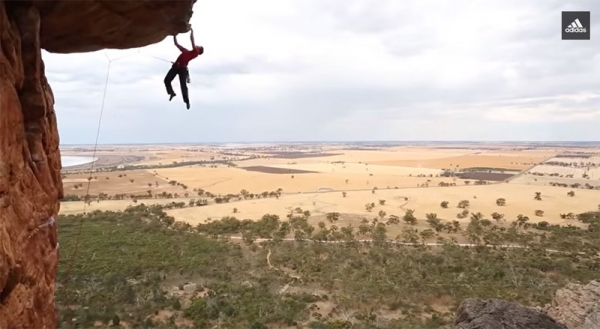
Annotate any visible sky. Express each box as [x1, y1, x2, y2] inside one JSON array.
[[44, 0, 600, 144]]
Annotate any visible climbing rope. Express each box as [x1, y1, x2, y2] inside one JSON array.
[[61, 50, 141, 306], [60, 48, 179, 317], [142, 52, 173, 64]]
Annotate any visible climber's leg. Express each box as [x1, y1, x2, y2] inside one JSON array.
[[178, 68, 190, 109], [164, 67, 177, 101]]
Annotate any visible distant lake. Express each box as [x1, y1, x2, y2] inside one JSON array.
[[62, 156, 97, 168]]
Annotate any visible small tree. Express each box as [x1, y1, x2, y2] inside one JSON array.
[[440, 201, 449, 208], [342, 192, 347, 198], [535, 210, 544, 217], [496, 198, 506, 206], [419, 229, 435, 241], [233, 208, 238, 213], [365, 203, 375, 212], [534, 192, 542, 201], [378, 210, 386, 220], [516, 214, 530, 227], [379, 199, 386, 205], [425, 213, 443, 232], [458, 200, 470, 209], [567, 191, 575, 197], [491, 212, 504, 222], [172, 299, 182, 310], [112, 315, 120, 326], [457, 209, 469, 219], [326, 212, 340, 223], [470, 212, 484, 221], [242, 231, 256, 245], [403, 209, 417, 225], [386, 215, 400, 225], [130, 179, 134, 183]]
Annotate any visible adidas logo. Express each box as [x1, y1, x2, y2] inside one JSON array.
[[565, 18, 587, 33]]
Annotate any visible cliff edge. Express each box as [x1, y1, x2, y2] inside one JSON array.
[[0, 1, 194, 328]]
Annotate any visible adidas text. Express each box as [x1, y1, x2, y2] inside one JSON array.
[[565, 27, 587, 33]]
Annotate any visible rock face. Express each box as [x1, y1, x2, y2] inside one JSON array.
[[38, 0, 195, 53], [0, 1, 194, 328], [455, 298, 568, 329], [545, 280, 600, 329]]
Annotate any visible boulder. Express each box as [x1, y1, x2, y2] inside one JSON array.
[[455, 298, 568, 329], [183, 283, 197, 292], [545, 280, 600, 329]]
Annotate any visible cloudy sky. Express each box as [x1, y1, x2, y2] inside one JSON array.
[[44, 0, 599, 144]]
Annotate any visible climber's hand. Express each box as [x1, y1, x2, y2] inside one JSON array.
[[174, 22, 191, 35]]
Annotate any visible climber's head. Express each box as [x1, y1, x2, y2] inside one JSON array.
[[195, 46, 204, 55]]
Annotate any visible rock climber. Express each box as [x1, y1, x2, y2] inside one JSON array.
[[164, 26, 204, 110]]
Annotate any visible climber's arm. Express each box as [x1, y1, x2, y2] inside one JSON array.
[[190, 29, 196, 48], [173, 35, 186, 52]]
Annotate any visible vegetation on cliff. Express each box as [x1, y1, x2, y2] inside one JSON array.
[[56, 204, 599, 329]]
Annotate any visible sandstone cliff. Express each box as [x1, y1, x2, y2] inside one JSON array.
[[0, 1, 194, 328]]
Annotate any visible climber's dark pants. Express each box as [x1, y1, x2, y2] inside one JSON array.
[[164, 65, 190, 103]]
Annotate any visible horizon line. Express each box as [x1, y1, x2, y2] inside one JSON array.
[[59, 140, 600, 146]]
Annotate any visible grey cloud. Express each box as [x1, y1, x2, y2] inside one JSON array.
[[303, 0, 420, 34], [49, 0, 600, 143], [382, 27, 439, 57], [46, 51, 292, 90]]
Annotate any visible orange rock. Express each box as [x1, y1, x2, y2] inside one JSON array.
[[0, 0, 194, 327]]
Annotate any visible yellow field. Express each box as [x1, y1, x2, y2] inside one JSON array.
[[153, 165, 463, 195], [165, 183, 597, 227], [59, 197, 191, 215], [373, 154, 549, 170], [60, 146, 599, 234], [63, 170, 184, 196], [60, 181, 598, 238]]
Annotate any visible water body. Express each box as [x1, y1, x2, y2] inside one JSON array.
[[61, 156, 97, 168]]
